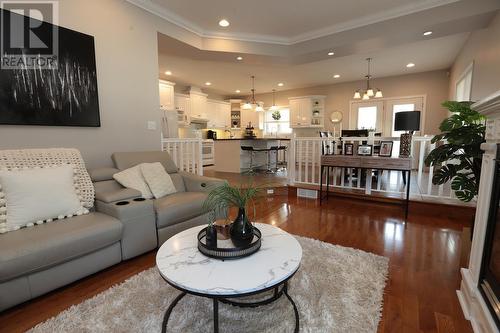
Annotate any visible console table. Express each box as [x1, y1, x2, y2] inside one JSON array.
[[319, 155, 412, 219]]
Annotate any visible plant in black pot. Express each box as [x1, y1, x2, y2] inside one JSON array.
[[203, 182, 262, 248], [425, 101, 486, 202], [203, 210, 218, 249]]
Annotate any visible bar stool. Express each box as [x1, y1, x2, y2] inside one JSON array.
[[241, 146, 257, 173], [276, 145, 287, 171], [250, 147, 272, 173], [268, 146, 280, 173]]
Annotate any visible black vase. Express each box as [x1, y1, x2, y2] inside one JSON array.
[[205, 225, 218, 249], [230, 208, 254, 247]]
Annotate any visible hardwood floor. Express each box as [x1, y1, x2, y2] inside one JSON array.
[[0, 194, 473, 333]]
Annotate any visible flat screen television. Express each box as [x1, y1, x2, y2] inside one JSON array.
[[0, 9, 100, 127]]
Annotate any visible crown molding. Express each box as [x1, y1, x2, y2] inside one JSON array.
[[289, 0, 460, 43], [127, 0, 459, 46]]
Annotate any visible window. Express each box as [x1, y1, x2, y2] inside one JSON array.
[[357, 106, 377, 130], [263, 108, 292, 135], [455, 63, 473, 102]]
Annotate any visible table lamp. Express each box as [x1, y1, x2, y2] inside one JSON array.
[[394, 111, 420, 157]]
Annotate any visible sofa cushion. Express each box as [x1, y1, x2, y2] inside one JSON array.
[[112, 151, 178, 174], [0, 212, 122, 282], [170, 173, 186, 193], [154, 192, 207, 228], [113, 164, 153, 199], [141, 162, 177, 199], [0, 165, 87, 233]]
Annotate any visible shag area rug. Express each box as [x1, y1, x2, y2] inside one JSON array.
[[29, 236, 389, 333]]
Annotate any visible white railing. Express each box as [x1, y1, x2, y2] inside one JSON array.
[[288, 135, 461, 203], [161, 138, 203, 175]]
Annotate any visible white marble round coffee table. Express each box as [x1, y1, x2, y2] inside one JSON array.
[[156, 223, 302, 333]]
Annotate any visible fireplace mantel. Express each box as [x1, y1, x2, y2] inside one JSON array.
[[458, 91, 500, 333]]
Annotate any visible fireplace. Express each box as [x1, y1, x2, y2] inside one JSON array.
[[479, 144, 500, 327], [458, 91, 500, 333]]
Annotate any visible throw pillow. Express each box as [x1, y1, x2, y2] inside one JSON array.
[[113, 165, 153, 199], [140, 162, 177, 199], [0, 165, 89, 234]]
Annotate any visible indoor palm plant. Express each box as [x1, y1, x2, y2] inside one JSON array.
[[203, 181, 263, 247], [425, 101, 486, 202]]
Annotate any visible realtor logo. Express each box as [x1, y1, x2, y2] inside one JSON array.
[[0, 0, 58, 69]]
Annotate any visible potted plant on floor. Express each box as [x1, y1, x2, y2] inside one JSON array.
[[203, 182, 263, 247], [425, 101, 486, 202]]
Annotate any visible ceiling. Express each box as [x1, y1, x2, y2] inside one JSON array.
[[127, 0, 500, 96], [148, 0, 457, 43], [158, 33, 469, 96]]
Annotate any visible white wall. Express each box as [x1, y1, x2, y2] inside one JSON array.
[[0, 0, 180, 168], [450, 12, 500, 101]]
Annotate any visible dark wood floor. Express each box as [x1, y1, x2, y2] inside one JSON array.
[[0, 194, 473, 333]]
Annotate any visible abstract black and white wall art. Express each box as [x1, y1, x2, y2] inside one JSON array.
[[0, 9, 100, 127]]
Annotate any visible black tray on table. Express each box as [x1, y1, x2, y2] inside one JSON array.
[[197, 226, 261, 260]]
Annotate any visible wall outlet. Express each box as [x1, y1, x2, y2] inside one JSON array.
[[147, 121, 157, 130]]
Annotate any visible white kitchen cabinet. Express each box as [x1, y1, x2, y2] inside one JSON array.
[[206, 101, 217, 128], [189, 91, 208, 120], [159, 80, 175, 110], [219, 103, 231, 128], [207, 100, 231, 129], [174, 93, 190, 126], [289, 96, 325, 128]]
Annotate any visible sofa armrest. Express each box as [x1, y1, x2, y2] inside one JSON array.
[[88, 167, 120, 182], [95, 199, 157, 260], [179, 172, 226, 193], [95, 188, 142, 203]]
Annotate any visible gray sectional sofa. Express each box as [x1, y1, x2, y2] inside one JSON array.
[[0, 149, 224, 311]]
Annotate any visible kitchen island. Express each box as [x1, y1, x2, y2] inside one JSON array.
[[213, 138, 289, 173]]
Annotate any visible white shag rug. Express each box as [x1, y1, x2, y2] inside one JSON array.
[[29, 236, 389, 333]]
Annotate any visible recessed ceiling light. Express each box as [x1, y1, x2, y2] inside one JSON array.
[[328, 51, 335, 56], [406, 63, 415, 68], [235, 89, 241, 93], [205, 82, 212, 86], [236, 56, 243, 61], [423, 31, 433, 36], [218, 19, 229, 27], [277, 83, 284, 87], [165, 70, 172, 75], [333, 74, 340, 78]]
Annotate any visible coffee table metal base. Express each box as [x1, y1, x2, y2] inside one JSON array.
[[161, 281, 299, 333]]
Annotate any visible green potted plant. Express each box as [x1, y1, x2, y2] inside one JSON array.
[[203, 182, 263, 247], [272, 110, 281, 121], [425, 101, 486, 202]]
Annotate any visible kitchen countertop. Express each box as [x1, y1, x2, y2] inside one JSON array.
[[214, 138, 290, 141]]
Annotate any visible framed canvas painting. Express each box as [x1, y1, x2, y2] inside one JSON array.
[[0, 9, 100, 127]]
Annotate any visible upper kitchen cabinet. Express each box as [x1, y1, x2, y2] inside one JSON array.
[[207, 100, 231, 129], [289, 96, 325, 128], [159, 80, 175, 110], [174, 93, 190, 126], [189, 90, 208, 120]]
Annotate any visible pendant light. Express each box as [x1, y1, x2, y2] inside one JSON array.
[[353, 58, 383, 100], [269, 89, 279, 111], [243, 75, 264, 111]]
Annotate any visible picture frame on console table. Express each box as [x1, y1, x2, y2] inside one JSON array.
[[378, 141, 394, 157], [357, 145, 373, 156], [344, 143, 354, 155]]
